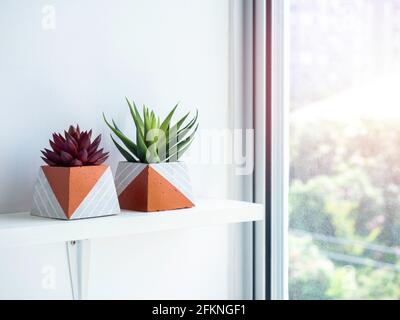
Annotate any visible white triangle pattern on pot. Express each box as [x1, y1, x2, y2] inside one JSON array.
[[115, 162, 147, 196], [150, 162, 195, 204], [70, 167, 120, 220], [31, 168, 68, 220]]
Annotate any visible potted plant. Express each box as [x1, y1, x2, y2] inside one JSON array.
[[103, 98, 198, 212], [31, 125, 120, 220]]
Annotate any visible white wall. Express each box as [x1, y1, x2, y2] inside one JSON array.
[[0, 0, 249, 299]]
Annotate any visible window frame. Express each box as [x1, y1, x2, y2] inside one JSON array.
[[252, 0, 289, 300]]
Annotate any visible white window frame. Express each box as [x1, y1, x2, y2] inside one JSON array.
[[270, 0, 289, 300], [252, 0, 289, 300]]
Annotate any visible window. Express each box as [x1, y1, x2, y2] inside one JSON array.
[[289, 0, 400, 299]]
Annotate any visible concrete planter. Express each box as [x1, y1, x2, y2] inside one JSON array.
[[115, 162, 195, 212], [31, 165, 120, 220]]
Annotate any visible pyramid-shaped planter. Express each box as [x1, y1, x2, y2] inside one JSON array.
[[115, 162, 195, 212], [31, 165, 120, 220]]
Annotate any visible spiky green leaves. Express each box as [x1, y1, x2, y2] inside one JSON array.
[[103, 99, 199, 163]]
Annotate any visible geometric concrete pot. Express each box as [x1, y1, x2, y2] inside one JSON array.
[[115, 162, 195, 212], [31, 165, 120, 220]]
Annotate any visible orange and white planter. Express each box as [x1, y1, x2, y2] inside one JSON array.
[[31, 165, 120, 220], [115, 162, 195, 212]]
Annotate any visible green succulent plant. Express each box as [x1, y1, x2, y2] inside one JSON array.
[[103, 98, 198, 163]]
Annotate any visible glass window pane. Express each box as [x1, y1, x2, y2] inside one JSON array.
[[289, 0, 400, 300]]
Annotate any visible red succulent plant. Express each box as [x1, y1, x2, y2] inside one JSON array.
[[41, 125, 109, 167]]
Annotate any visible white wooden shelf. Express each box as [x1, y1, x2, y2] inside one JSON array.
[[0, 199, 264, 247]]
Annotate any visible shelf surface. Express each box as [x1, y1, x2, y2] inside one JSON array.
[[0, 199, 264, 247]]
